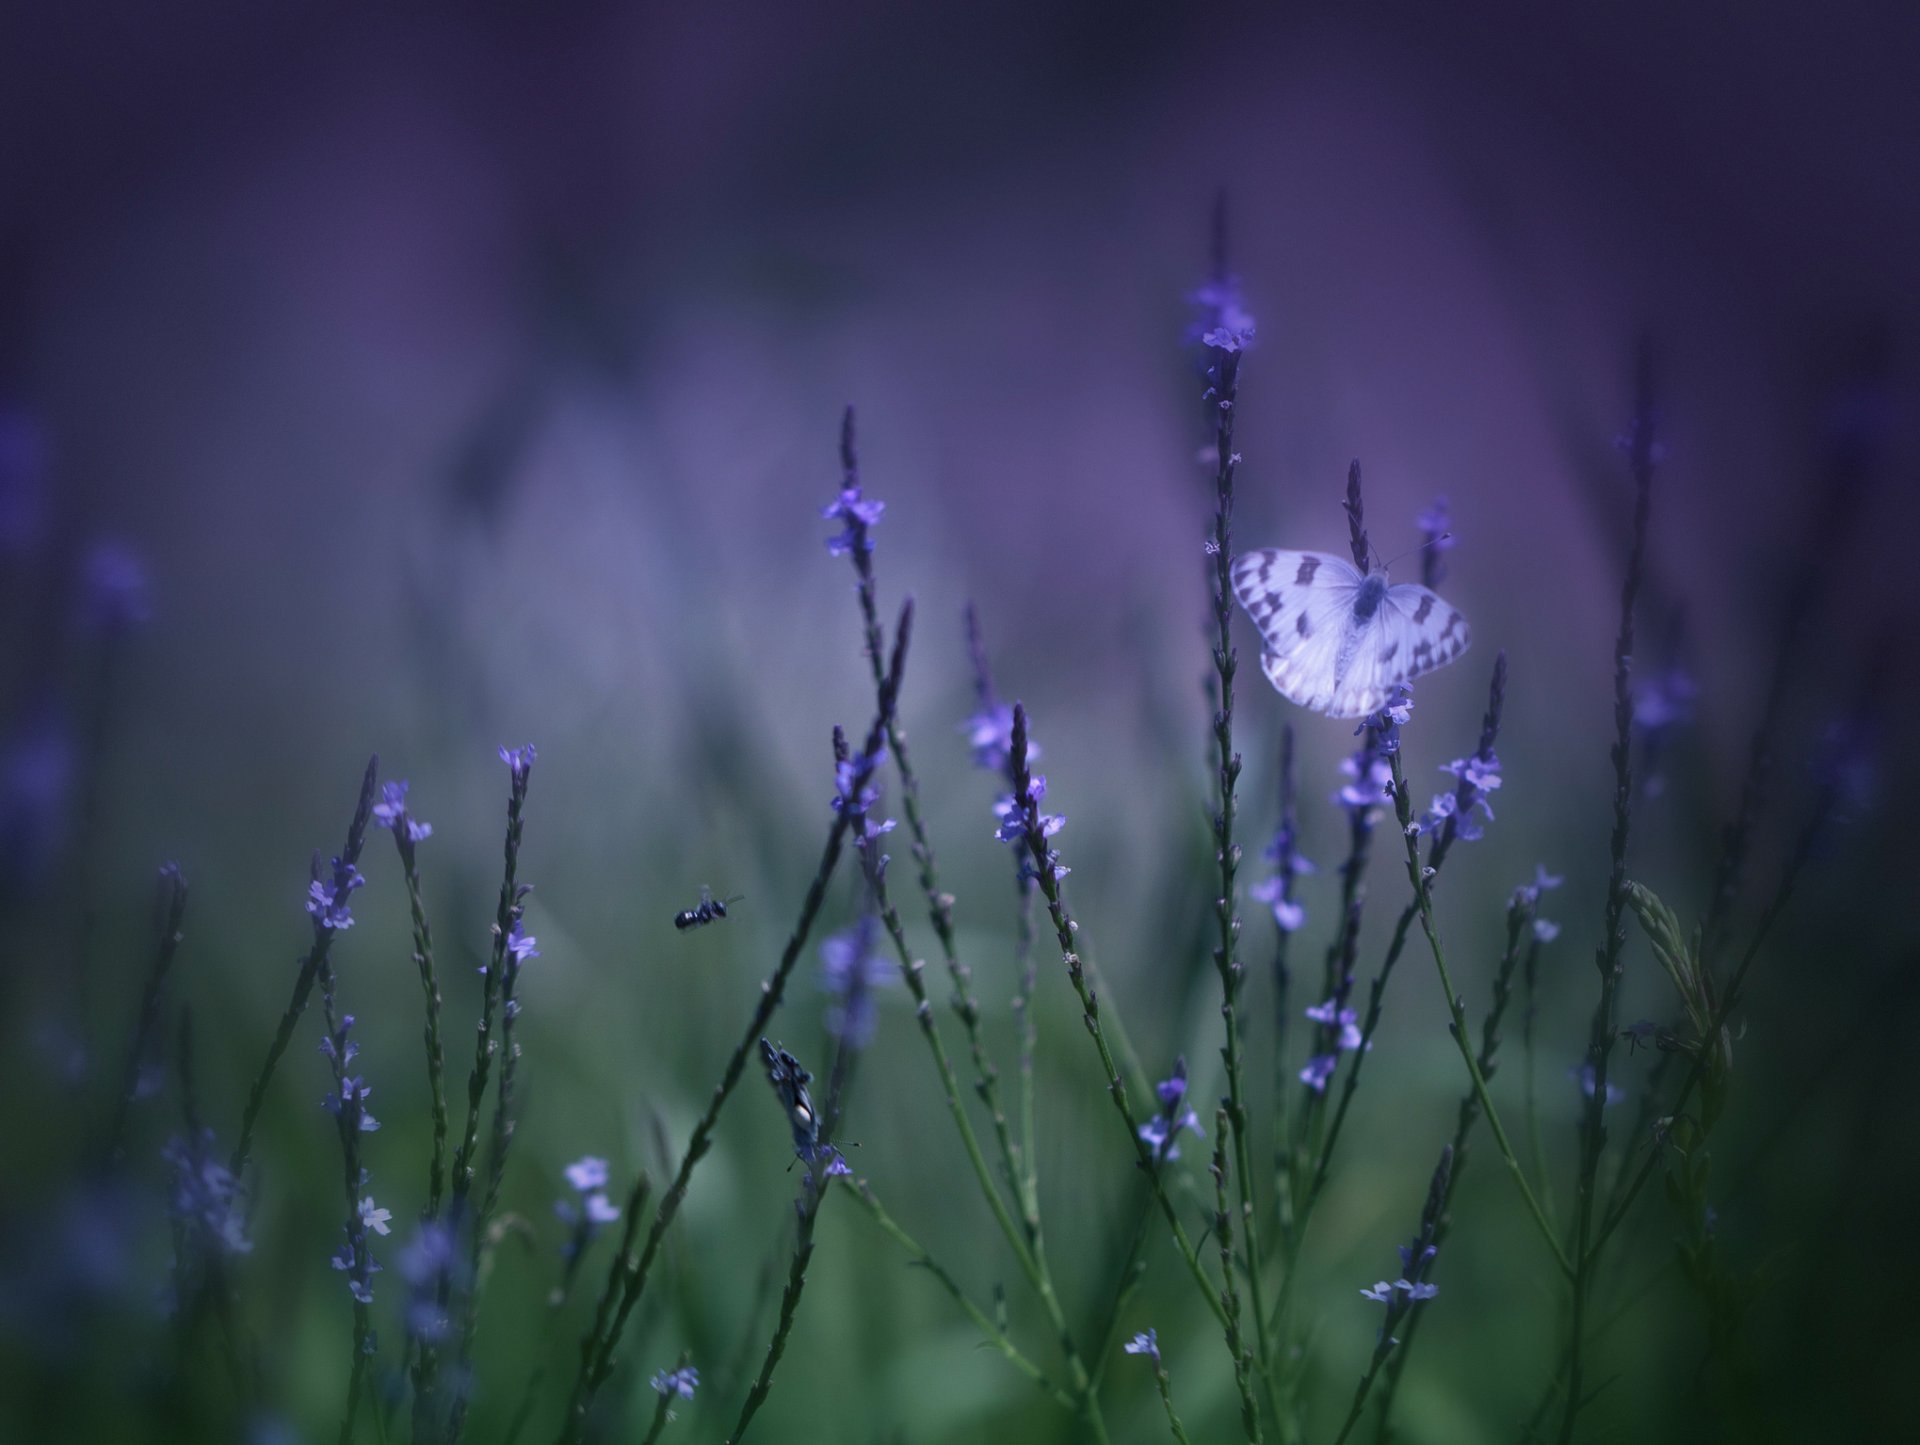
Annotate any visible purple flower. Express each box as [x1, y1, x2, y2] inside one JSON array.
[[822, 1150, 853, 1177], [305, 859, 365, 931], [397, 1222, 458, 1342], [1634, 667, 1698, 732], [564, 1156, 610, 1193], [1138, 1058, 1201, 1162], [964, 701, 1037, 774], [822, 483, 885, 557], [330, 1233, 383, 1305], [80, 539, 151, 633], [1298, 1053, 1338, 1093], [651, 1365, 700, 1401], [505, 923, 540, 965], [1359, 1281, 1396, 1303], [1249, 876, 1306, 932], [1305, 998, 1364, 1052], [1123, 1328, 1161, 1365], [1424, 751, 1501, 841], [161, 1128, 251, 1257], [0, 707, 74, 891], [1193, 278, 1257, 352], [359, 1198, 392, 1237], [371, 780, 433, 843], [1336, 753, 1393, 815], [1573, 1062, 1624, 1107], [1533, 919, 1562, 943], [321, 1075, 381, 1132], [499, 744, 537, 780], [820, 914, 892, 1049], [832, 742, 897, 850]]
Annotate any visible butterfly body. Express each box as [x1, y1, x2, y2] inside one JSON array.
[[1231, 549, 1469, 718]]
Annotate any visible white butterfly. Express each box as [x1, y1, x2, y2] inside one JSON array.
[[1230, 549, 1470, 718]]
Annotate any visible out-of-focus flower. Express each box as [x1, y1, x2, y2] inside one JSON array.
[[651, 1365, 700, 1401], [820, 914, 892, 1049], [822, 483, 884, 558], [1123, 1328, 1162, 1365], [80, 539, 151, 633]]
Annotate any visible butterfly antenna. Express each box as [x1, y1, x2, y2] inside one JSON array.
[[1380, 532, 1454, 572]]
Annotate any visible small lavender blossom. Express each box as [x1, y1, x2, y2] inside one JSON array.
[[499, 743, 537, 780], [819, 914, 892, 1049], [822, 481, 885, 558], [1249, 876, 1305, 932], [993, 775, 1064, 844], [564, 1156, 609, 1192], [1573, 1062, 1624, 1107], [1533, 919, 1562, 943], [359, 1198, 392, 1236], [1336, 752, 1393, 815], [397, 1223, 456, 1342], [1298, 1053, 1338, 1094], [964, 700, 1038, 774], [1360, 1146, 1450, 1346], [1193, 277, 1257, 352], [331, 1231, 383, 1305], [161, 1128, 251, 1256], [832, 741, 897, 850], [506, 922, 539, 964], [80, 539, 151, 632], [651, 1365, 700, 1400], [305, 859, 365, 931], [371, 780, 434, 843], [1417, 497, 1458, 588], [1138, 1057, 1202, 1162], [1305, 998, 1364, 1052], [1423, 751, 1502, 841], [1123, 1328, 1162, 1365]]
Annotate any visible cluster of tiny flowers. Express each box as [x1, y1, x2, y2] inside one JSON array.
[[319, 1019, 381, 1133], [371, 779, 434, 844], [397, 1223, 457, 1343], [305, 858, 365, 931], [964, 700, 1037, 775], [161, 1127, 251, 1258], [1123, 1328, 1162, 1366], [1613, 410, 1669, 467], [651, 1364, 700, 1401], [819, 914, 892, 1049], [1336, 750, 1393, 816], [994, 775, 1068, 881], [498, 743, 537, 780], [822, 481, 885, 558], [833, 743, 897, 851], [555, 1155, 621, 1257], [1633, 665, 1698, 799], [481, 917, 540, 982], [1193, 277, 1257, 353], [1138, 1058, 1202, 1162], [1512, 864, 1565, 942], [1361, 685, 1414, 757], [1422, 750, 1502, 841], [330, 1195, 391, 1305], [1250, 820, 1315, 933]]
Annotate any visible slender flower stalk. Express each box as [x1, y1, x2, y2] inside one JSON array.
[[229, 756, 379, 1179], [1559, 348, 1659, 1445], [1212, 1107, 1263, 1443], [378, 782, 448, 1220], [1125, 1330, 1196, 1445], [1195, 228, 1273, 1407], [831, 415, 1029, 1234], [725, 1042, 847, 1445], [101, 862, 189, 1163], [1005, 705, 1234, 1340], [1311, 654, 1507, 1206], [641, 1357, 696, 1445], [1330, 1146, 1451, 1445], [1387, 751, 1571, 1278], [1371, 880, 1543, 1438], [316, 961, 383, 1445], [558, 617, 909, 1442], [846, 1179, 1077, 1412]]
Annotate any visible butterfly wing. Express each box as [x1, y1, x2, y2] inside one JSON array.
[[1321, 583, 1472, 718], [1230, 550, 1366, 714]]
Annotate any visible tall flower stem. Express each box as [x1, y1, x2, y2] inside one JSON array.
[[101, 863, 188, 1163], [1559, 348, 1658, 1445], [229, 756, 379, 1178], [725, 1159, 837, 1445], [1200, 286, 1273, 1410], [838, 414, 1030, 1225], [1387, 752, 1571, 1279], [391, 822, 448, 1220], [1370, 891, 1536, 1440], [1008, 707, 1234, 1339], [1212, 1107, 1263, 1443], [847, 1180, 1077, 1411], [317, 960, 373, 1445], [556, 620, 908, 1443]]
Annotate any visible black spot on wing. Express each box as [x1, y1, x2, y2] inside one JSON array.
[[1411, 594, 1434, 625], [1296, 612, 1310, 637], [1295, 556, 1320, 585]]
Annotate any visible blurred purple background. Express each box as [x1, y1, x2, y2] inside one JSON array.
[[2, 5, 1915, 1438]]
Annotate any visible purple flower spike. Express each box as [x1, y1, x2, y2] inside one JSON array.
[[1138, 1057, 1202, 1162], [650, 1365, 700, 1401], [372, 780, 434, 843], [822, 484, 885, 557], [499, 744, 537, 779]]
